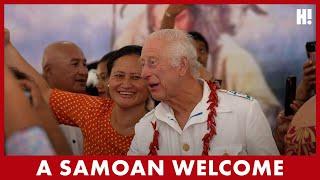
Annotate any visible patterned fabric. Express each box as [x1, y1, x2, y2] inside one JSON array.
[[50, 89, 134, 155], [284, 125, 316, 155], [6, 126, 55, 155]]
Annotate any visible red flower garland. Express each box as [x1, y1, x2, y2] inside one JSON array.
[[148, 121, 160, 155], [148, 81, 219, 155], [202, 81, 218, 155]]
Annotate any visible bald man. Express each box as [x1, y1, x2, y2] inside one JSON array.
[[42, 41, 87, 155], [42, 41, 88, 93]]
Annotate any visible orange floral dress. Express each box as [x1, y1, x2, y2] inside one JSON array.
[[50, 89, 133, 155]]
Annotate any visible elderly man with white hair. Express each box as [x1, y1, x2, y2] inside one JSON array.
[[128, 29, 279, 155]]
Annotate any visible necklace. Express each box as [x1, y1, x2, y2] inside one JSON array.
[[148, 81, 219, 155]]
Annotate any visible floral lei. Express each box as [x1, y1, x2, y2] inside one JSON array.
[[148, 81, 219, 155]]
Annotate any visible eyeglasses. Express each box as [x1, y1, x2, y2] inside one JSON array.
[[140, 57, 159, 69]]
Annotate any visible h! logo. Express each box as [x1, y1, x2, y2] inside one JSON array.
[[296, 9, 312, 25]]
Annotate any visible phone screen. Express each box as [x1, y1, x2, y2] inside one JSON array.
[[284, 76, 296, 116]]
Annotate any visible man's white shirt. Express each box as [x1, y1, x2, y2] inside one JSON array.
[[59, 125, 83, 155], [128, 80, 279, 155]]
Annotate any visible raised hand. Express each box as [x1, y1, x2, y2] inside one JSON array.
[[161, 4, 191, 30], [296, 60, 316, 102], [289, 100, 303, 113], [165, 4, 189, 17], [302, 60, 316, 87]]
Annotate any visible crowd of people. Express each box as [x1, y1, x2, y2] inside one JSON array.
[[4, 5, 316, 156]]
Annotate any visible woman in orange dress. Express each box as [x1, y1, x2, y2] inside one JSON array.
[[5, 31, 150, 155]]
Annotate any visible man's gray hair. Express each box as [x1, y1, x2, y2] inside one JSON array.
[[146, 29, 200, 78]]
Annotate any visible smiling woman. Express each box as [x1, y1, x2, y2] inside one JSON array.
[[107, 46, 149, 109]]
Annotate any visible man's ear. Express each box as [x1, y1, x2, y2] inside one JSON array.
[[178, 57, 189, 76], [42, 65, 51, 80]]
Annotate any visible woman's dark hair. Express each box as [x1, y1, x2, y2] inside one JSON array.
[[100, 50, 118, 64], [99, 50, 118, 75], [107, 45, 142, 76], [188, 31, 209, 52]]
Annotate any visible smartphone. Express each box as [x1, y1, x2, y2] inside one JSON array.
[[305, 41, 316, 61], [284, 76, 296, 116]]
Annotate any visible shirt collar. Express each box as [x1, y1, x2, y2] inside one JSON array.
[[154, 79, 218, 132]]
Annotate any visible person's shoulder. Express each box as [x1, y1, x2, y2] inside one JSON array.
[[217, 89, 259, 112], [137, 109, 156, 125], [217, 89, 264, 122], [218, 89, 255, 102]]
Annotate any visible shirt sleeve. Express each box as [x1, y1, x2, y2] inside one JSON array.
[[245, 99, 280, 155], [6, 126, 56, 156], [49, 89, 112, 128]]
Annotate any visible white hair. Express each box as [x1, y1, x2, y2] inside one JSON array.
[[146, 29, 200, 78]]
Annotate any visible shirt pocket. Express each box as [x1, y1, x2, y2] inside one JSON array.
[[208, 144, 244, 155]]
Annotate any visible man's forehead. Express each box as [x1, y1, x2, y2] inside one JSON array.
[[54, 47, 84, 61], [142, 39, 166, 54], [48, 55, 86, 68], [69, 57, 86, 62], [43, 42, 84, 68], [141, 47, 160, 59], [61, 45, 84, 55]]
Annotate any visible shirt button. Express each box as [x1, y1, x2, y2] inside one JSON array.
[[182, 143, 190, 152]]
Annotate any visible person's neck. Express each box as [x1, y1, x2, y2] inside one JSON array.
[[164, 78, 203, 129], [111, 103, 147, 136]]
